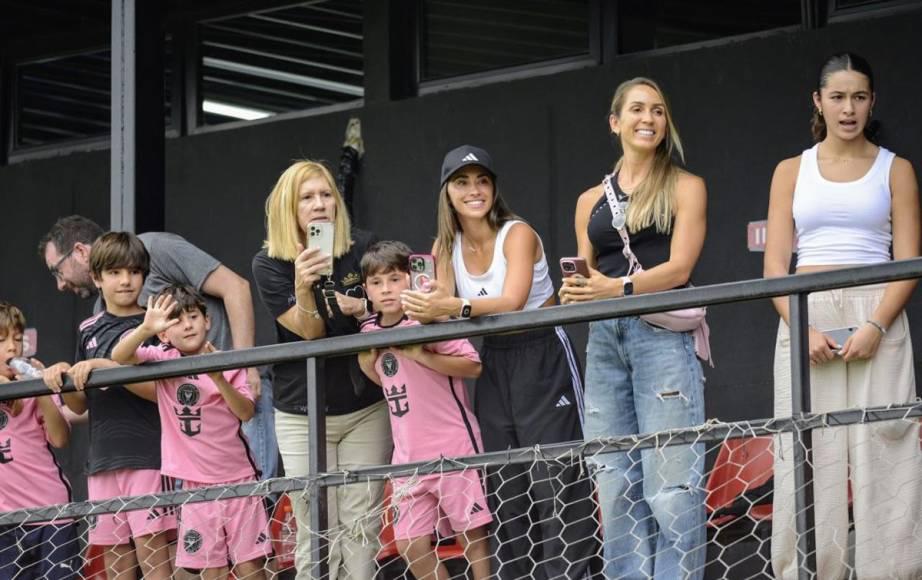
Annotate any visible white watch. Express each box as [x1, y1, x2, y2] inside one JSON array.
[[458, 298, 472, 319]]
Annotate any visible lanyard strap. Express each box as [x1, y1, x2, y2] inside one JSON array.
[[602, 174, 643, 275]]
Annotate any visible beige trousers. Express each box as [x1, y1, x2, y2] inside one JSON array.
[[276, 402, 392, 579], [772, 284, 922, 580]]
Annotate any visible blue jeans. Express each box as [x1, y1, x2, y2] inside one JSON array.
[[584, 317, 706, 580], [242, 374, 279, 480]]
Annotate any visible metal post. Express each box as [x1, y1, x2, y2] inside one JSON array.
[[306, 356, 328, 579], [789, 293, 818, 578], [110, 0, 165, 233]]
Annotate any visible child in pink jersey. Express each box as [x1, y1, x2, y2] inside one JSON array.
[[0, 301, 79, 579], [111, 285, 270, 578], [357, 241, 492, 580]]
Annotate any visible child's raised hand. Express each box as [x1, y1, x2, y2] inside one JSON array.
[[142, 294, 180, 334]]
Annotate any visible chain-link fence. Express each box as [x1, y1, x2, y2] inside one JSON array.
[[3, 405, 922, 578], [4, 259, 922, 578]]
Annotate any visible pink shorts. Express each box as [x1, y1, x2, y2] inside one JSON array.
[[175, 477, 272, 570], [87, 469, 177, 546], [392, 471, 493, 540]]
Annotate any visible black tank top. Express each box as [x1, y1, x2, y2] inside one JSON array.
[[587, 178, 675, 281]]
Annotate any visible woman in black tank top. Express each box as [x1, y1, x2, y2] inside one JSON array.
[[560, 77, 708, 579]]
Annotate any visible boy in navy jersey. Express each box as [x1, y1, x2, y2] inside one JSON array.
[[43, 232, 175, 579], [357, 241, 491, 580]]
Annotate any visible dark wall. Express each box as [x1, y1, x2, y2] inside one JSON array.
[[3, 10, 922, 479]]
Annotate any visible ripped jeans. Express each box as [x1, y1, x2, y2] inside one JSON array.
[[584, 316, 706, 580]]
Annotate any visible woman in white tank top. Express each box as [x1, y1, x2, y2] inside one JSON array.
[[764, 53, 922, 579], [400, 145, 599, 579]]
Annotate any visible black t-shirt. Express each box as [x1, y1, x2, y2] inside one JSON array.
[[587, 180, 679, 282], [252, 228, 384, 416], [76, 311, 162, 475]]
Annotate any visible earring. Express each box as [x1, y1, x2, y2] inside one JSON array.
[[817, 108, 823, 117]]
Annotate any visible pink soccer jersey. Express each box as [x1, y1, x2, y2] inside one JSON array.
[[135, 345, 259, 483], [0, 398, 72, 513], [361, 317, 483, 465]]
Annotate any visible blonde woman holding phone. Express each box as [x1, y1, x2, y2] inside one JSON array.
[[560, 77, 708, 579], [252, 160, 390, 579]]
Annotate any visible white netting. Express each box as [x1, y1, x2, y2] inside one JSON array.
[[3, 411, 922, 579]]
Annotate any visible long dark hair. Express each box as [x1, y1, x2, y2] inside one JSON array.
[[811, 52, 880, 144]]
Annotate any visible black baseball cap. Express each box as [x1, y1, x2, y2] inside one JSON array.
[[440, 145, 496, 186]]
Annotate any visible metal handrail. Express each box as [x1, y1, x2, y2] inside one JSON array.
[[4, 257, 922, 401]]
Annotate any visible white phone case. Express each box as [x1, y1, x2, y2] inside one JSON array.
[[308, 222, 335, 276]]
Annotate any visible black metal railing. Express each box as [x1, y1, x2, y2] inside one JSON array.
[[4, 257, 922, 579]]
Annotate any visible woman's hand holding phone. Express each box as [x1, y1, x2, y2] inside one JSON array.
[[837, 324, 883, 362], [294, 243, 332, 293]]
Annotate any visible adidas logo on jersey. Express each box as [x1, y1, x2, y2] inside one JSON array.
[[461, 153, 479, 163], [556, 395, 571, 408], [87, 337, 98, 349], [477, 288, 488, 297], [470, 502, 485, 515]]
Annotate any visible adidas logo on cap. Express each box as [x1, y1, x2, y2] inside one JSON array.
[[461, 153, 479, 163]]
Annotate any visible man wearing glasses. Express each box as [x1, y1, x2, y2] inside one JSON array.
[[38, 215, 256, 366]]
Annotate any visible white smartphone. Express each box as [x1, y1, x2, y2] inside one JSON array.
[[824, 326, 859, 352], [307, 222, 334, 276]]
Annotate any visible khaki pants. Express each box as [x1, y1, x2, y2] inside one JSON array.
[[772, 284, 922, 579], [276, 402, 392, 579]]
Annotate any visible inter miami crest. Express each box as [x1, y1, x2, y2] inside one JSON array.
[[175, 383, 203, 437], [381, 353, 399, 378], [184, 529, 203, 554], [177, 383, 200, 406], [0, 410, 8, 431]]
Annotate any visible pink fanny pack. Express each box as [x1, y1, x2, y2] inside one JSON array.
[[603, 174, 713, 366]]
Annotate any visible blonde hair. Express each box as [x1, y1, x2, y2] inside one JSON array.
[[610, 77, 685, 234], [433, 178, 520, 278], [263, 160, 353, 261]]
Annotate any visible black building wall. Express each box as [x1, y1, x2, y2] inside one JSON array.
[[2, 10, 922, 496]]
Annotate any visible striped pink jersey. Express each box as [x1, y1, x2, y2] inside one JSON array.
[[360, 316, 483, 465], [135, 345, 259, 483], [0, 398, 72, 513]]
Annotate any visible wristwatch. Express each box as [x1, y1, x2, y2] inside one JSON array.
[[458, 298, 473, 319], [621, 276, 634, 296]]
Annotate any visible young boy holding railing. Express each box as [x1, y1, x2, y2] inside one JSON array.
[[357, 241, 492, 580], [111, 284, 270, 578]]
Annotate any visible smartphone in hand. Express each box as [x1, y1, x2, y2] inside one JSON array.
[[824, 326, 859, 352], [307, 222, 335, 276], [409, 253, 436, 292], [560, 257, 590, 278]]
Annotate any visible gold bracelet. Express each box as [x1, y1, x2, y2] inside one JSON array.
[[297, 302, 321, 320], [866, 319, 887, 335]]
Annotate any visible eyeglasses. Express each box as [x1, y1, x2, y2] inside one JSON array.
[[49, 246, 75, 280]]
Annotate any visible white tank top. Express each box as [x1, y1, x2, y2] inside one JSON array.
[[792, 143, 894, 267], [452, 220, 554, 310]]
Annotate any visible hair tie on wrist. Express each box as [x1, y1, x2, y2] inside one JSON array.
[[866, 319, 886, 335]]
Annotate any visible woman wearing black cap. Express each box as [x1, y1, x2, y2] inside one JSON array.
[[400, 145, 599, 579]]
